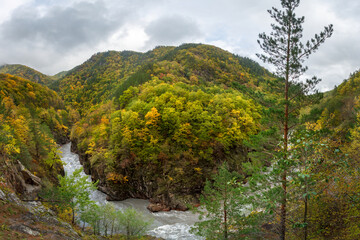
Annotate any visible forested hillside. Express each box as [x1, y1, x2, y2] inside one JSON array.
[[56, 44, 272, 114], [2, 42, 360, 239], [304, 70, 360, 135], [56, 44, 275, 210], [62, 43, 360, 239], [0, 73, 70, 194], [288, 70, 360, 239]]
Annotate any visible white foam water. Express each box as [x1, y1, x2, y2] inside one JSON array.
[[59, 143, 203, 240]]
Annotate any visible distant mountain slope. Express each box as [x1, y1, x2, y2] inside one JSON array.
[[0, 73, 64, 109], [57, 44, 271, 113], [0, 64, 55, 86], [304, 70, 360, 138], [52, 70, 69, 79]]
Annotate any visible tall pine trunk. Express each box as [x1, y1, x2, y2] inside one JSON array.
[[280, 21, 291, 240], [304, 172, 309, 240], [257, 1, 333, 239], [304, 193, 308, 240]]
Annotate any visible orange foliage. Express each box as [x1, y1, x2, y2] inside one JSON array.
[[145, 107, 160, 126], [106, 172, 129, 184]]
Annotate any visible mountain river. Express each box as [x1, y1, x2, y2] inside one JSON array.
[[59, 143, 202, 240]]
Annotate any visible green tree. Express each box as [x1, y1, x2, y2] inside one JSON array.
[[286, 127, 329, 239], [56, 168, 97, 224], [192, 163, 261, 239], [98, 203, 118, 237], [44, 145, 63, 169], [80, 202, 101, 234], [80, 204, 153, 238], [257, 0, 333, 239], [118, 207, 153, 240]]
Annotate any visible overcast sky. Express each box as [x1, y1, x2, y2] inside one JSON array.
[[0, 0, 359, 91]]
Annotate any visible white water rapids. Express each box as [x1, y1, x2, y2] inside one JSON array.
[[59, 143, 202, 240]]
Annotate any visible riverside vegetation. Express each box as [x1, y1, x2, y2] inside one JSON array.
[[1, 0, 360, 239], [42, 167, 154, 239]]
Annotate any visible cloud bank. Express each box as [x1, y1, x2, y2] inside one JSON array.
[[0, 0, 358, 91]]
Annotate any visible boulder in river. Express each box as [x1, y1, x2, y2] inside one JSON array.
[[147, 203, 171, 212]]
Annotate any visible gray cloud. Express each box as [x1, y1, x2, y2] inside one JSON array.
[[325, 0, 360, 18], [0, 1, 125, 51], [144, 15, 202, 48], [305, 30, 360, 91], [0, 0, 359, 91]]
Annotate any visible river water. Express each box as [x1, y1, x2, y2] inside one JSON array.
[[59, 143, 202, 240]]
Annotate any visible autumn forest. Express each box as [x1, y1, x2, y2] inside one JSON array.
[[1, 0, 360, 239]]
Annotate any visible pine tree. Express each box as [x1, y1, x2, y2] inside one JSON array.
[[257, 0, 333, 239], [192, 163, 262, 239]]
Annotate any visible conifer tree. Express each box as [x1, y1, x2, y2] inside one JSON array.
[[257, 0, 333, 239], [192, 163, 262, 239]]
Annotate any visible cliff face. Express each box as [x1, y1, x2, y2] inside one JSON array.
[[71, 139, 248, 212], [71, 140, 192, 210], [2, 158, 42, 200], [0, 191, 81, 239], [0, 157, 80, 239]]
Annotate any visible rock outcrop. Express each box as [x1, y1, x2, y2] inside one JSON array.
[[0, 188, 81, 239], [3, 159, 42, 200], [16, 160, 42, 200]]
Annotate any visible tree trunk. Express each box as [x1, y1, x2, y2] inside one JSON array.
[[304, 175, 308, 240], [111, 223, 114, 237], [224, 184, 228, 240], [304, 196, 308, 240], [126, 224, 130, 240], [72, 206, 75, 225], [96, 220, 100, 235], [281, 121, 288, 240], [280, 21, 292, 240]]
